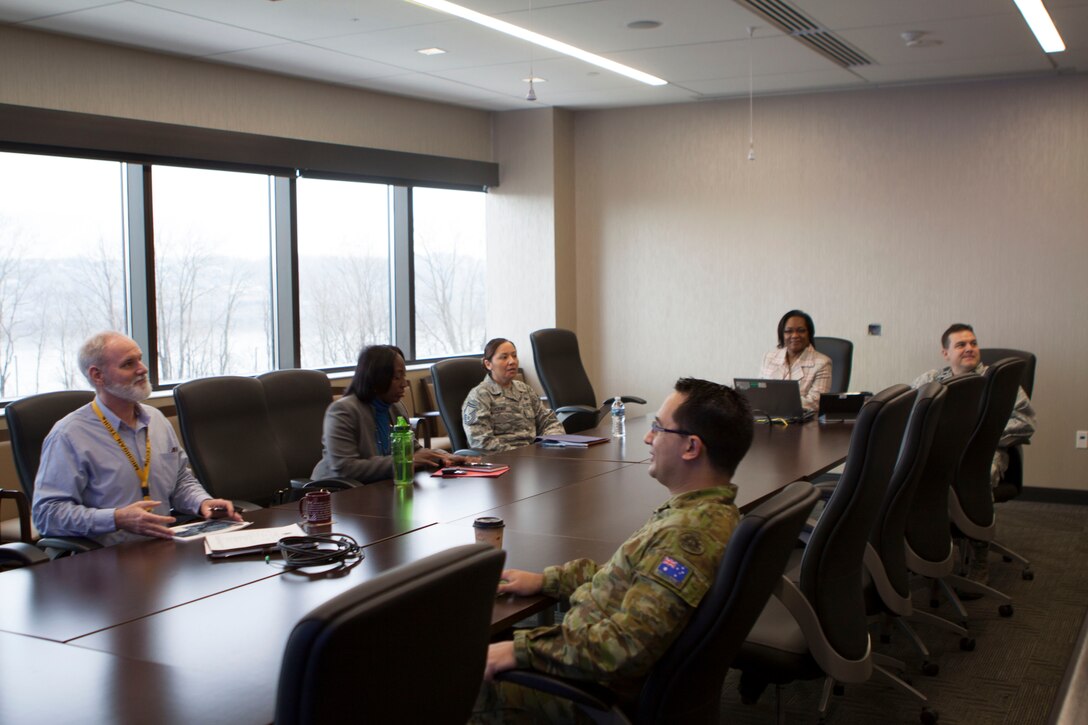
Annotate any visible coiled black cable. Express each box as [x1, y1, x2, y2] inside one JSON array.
[[266, 533, 363, 570]]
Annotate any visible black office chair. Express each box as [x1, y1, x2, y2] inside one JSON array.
[[812, 336, 853, 394], [947, 358, 1031, 610], [430, 357, 488, 454], [0, 489, 34, 544], [529, 328, 646, 433], [978, 348, 1036, 504], [979, 348, 1035, 398], [175, 376, 358, 510], [175, 376, 286, 508], [6, 390, 94, 499], [733, 385, 931, 723], [902, 374, 986, 633], [0, 541, 50, 571], [862, 383, 968, 675], [274, 543, 505, 725], [494, 480, 820, 725], [5, 389, 101, 556], [258, 369, 334, 486]]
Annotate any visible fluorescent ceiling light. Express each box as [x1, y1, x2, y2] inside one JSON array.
[[417, 47, 447, 55], [406, 0, 668, 86], [1013, 0, 1066, 53]]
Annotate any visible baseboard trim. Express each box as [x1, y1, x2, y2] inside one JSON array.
[[1017, 487, 1088, 505]]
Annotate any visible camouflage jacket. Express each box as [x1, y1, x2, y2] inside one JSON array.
[[462, 376, 564, 452], [512, 484, 740, 697], [912, 362, 1036, 484]]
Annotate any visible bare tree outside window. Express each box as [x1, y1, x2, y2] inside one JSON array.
[[413, 187, 487, 359], [297, 178, 392, 368], [151, 166, 273, 383], [0, 152, 127, 398]]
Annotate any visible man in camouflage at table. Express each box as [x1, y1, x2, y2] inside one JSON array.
[[912, 323, 1036, 587], [470, 377, 754, 723]]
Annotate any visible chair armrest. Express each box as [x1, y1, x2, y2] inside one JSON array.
[[555, 405, 599, 416], [0, 488, 33, 543], [411, 411, 444, 446], [0, 542, 50, 568], [495, 670, 620, 714], [772, 576, 872, 683], [598, 396, 647, 407], [297, 478, 361, 491], [408, 415, 432, 449], [38, 536, 101, 559]]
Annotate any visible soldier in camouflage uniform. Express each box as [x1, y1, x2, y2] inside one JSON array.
[[471, 377, 754, 723], [912, 323, 1036, 587], [911, 323, 1036, 488], [462, 338, 565, 452]]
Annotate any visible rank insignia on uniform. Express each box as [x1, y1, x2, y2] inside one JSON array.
[[657, 556, 690, 585], [464, 400, 478, 424], [679, 532, 704, 556]]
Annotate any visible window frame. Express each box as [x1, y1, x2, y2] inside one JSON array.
[[0, 104, 495, 400]]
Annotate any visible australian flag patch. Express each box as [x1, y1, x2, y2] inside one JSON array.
[[656, 555, 690, 585]]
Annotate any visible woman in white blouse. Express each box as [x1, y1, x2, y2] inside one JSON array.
[[760, 309, 832, 412]]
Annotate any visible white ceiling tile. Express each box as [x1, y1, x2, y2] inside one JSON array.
[[139, 0, 441, 41], [0, 0, 110, 23], [23, 2, 283, 56], [211, 43, 411, 84]]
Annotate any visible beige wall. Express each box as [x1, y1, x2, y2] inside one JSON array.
[[0, 26, 492, 161], [486, 107, 580, 385], [569, 76, 1088, 489]]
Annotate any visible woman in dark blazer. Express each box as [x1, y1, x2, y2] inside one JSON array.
[[311, 345, 471, 483]]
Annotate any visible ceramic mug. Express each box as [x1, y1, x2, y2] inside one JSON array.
[[298, 489, 332, 525]]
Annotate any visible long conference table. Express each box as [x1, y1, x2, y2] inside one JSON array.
[[0, 415, 852, 724]]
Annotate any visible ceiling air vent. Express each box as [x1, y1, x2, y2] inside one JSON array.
[[738, 0, 872, 68]]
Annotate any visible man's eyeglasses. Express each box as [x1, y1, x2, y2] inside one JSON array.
[[649, 420, 693, 437]]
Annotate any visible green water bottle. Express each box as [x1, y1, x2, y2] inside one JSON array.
[[392, 416, 414, 487]]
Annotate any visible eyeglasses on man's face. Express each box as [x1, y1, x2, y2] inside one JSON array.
[[649, 419, 693, 437]]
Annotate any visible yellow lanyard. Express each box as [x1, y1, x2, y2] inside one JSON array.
[[91, 400, 152, 501]]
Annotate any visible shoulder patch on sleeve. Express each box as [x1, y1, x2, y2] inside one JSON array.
[[463, 399, 478, 425], [655, 555, 691, 586], [678, 532, 705, 556]]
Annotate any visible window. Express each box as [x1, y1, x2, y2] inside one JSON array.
[[0, 148, 488, 401], [151, 166, 274, 382], [0, 152, 127, 398], [412, 187, 487, 359], [297, 178, 392, 369]]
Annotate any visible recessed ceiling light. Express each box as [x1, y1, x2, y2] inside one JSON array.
[[417, 47, 447, 56], [626, 20, 661, 30]]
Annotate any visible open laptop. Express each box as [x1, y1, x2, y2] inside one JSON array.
[[733, 378, 814, 424]]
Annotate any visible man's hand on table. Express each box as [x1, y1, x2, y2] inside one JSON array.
[[497, 568, 544, 597], [115, 500, 175, 539]]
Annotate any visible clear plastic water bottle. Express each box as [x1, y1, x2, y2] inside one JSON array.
[[392, 416, 414, 487], [610, 396, 626, 438]]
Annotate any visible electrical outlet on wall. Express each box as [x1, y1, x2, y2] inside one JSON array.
[[1076, 431, 1088, 449]]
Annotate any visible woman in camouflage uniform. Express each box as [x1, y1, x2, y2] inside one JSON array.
[[462, 338, 565, 452]]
